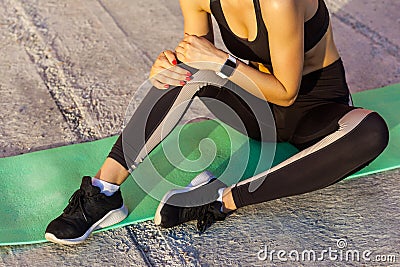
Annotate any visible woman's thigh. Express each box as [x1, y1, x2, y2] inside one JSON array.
[[196, 84, 276, 142], [290, 103, 356, 149], [230, 105, 389, 208]]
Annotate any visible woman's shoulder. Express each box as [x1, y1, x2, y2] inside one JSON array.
[[260, 0, 306, 29]]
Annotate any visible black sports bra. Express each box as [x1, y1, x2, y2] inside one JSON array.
[[210, 0, 330, 72]]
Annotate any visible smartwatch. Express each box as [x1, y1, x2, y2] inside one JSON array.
[[216, 54, 237, 79]]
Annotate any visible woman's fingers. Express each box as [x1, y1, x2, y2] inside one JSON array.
[[157, 51, 191, 76], [151, 78, 169, 90], [163, 50, 178, 66], [156, 72, 187, 87], [175, 45, 185, 57], [157, 58, 190, 77], [155, 60, 191, 81], [162, 68, 191, 81], [151, 67, 191, 89], [150, 50, 193, 89]]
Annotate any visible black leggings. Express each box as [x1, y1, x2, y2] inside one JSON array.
[[108, 59, 389, 208]]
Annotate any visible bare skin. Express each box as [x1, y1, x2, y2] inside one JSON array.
[[94, 158, 129, 185], [95, 0, 341, 213]]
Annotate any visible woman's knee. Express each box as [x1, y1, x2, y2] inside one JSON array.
[[355, 110, 389, 158]]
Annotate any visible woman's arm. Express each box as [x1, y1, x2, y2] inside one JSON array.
[[239, 0, 304, 106], [149, 0, 213, 89], [176, 0, 305, 107], [180, 0, 214, 43]]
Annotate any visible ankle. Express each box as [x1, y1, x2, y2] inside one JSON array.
[[221, 188, 237, 213], [95, 158, 130, 185]]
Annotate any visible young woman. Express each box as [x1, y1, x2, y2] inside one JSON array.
[[45, 0, 389, 245]]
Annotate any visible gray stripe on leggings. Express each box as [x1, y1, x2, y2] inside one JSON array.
[[129, 70, 227, 171], [234, 108, 373, 190]]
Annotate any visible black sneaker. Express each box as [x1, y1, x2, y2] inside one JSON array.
[[154, 170, 228, 233], [45, 176, 128, 245]]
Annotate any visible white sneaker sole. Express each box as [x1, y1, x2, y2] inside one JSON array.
[[154, 170, 215, 226], [45, 204, 128, 245]]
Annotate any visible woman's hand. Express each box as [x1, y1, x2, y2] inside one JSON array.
[[175, 34, 227, 71], [150, 50, 192, 89]]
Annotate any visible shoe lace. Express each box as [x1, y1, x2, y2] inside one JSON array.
[[197, 208, 214, 234], [63, 189, 88, 222], [193, 202, 224, 234]]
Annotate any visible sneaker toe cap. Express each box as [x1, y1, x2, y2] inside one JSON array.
[[159, 204, 180, 228], [45, 216, 86, 239]]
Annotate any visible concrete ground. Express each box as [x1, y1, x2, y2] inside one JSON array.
[[0, 0, 399, 266]]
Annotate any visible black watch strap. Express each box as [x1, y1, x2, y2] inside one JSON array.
[[216, 54, 237, 79]]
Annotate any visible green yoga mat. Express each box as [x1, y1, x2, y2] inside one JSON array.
[[0, 84, 399, 246]]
